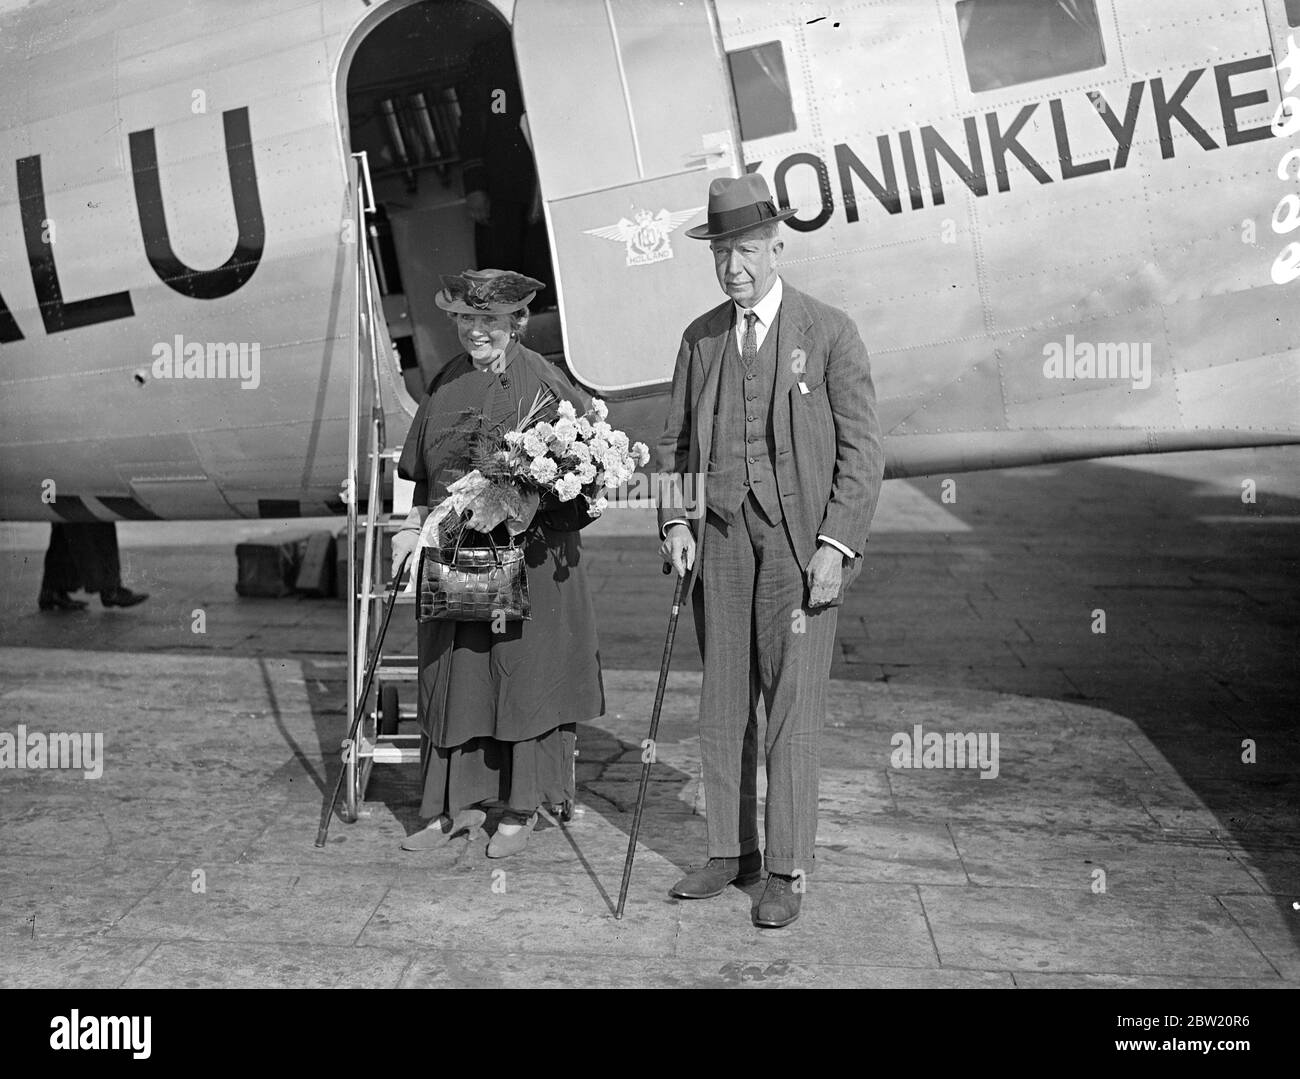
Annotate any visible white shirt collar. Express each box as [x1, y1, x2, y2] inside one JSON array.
[[734, 275, 783, 329]]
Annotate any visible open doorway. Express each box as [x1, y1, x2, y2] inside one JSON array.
[[345, 0, 561, 398]]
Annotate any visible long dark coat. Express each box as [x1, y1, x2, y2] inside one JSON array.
[[397, 342, 605, 748]]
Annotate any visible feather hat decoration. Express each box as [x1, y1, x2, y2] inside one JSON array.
[[435, 268, 547, 314]]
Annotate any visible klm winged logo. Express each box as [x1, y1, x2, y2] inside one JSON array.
[[584, 207, 705, 266]]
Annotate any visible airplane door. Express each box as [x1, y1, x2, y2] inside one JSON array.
[[1261, 0, 1300, 71], [513, 0, 741, 391]]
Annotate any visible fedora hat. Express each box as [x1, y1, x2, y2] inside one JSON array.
[[685, 174, 798, 241], [435, 268, 546, 315]]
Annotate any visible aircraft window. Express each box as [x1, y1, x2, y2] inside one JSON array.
[[957, 0, 1106, 92], [727, 42, 796, 140], [1288, 0, 1300, 27]]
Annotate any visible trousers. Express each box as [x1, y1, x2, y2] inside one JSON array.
[[41, 523, 122, 595], [696, 491, 838, 876]]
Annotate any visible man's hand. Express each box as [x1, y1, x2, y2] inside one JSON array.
[[658, 523, 695, 578], [466, 190, 491, 225], [806, 543, 845, 607]]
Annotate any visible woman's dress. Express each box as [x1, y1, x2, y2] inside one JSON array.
[[397, 341, 605, 817]]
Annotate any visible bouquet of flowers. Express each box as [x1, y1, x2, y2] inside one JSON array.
[[419, 387, 650, 550]]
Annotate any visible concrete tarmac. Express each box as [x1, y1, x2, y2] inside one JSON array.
[[0, 447, 1296, 989]]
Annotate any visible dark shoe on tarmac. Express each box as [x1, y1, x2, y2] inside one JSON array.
[[38, 589, 88, 612], [670, 851, 762, 899], [101, 587, 149, 608], [755, 873, 801, 928]]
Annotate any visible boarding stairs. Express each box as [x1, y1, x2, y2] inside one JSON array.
[[337, 151, 420, 822]]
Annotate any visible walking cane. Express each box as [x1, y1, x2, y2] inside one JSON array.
[[614, 562, 687, 918], [315, 551, 412, 848]]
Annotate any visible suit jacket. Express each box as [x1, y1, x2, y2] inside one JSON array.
[[655, 282, 885, 603]]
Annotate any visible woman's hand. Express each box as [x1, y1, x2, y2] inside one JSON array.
[[464, 491, 508, 534], [505, 489, 540, 536], [392, 527, 418, 583], [391, 505, 427, 590], [464, 486, 539, 535]]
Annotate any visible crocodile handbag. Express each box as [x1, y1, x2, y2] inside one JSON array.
[[415, 527, 530, 623]]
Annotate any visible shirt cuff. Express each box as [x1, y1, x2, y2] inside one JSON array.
[[661, 518, 689, 539], [817, 534, 856, 559]]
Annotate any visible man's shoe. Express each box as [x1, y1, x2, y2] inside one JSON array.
[[486, 811, 536, 858], [669, 851, 762, 899], [755, 873, 801, 928], [38, 589, 88, 612], [101, 587, 148, 608], [399, 808, 486, 851]]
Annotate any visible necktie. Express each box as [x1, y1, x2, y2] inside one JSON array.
[[742, 310, 758, 368]]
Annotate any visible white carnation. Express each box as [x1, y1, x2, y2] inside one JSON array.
[[530, 456, 558, 484], [553, 417, 578, 447], [554, 473, 582, 501]]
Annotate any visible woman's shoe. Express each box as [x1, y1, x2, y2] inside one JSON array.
[[487, 811, 537, 858], [38, 589, 88, 612], [399, 808, 486, 851]]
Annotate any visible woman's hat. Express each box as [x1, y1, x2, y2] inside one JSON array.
[[685, 174, 798, 241], [435, 268, 546, 314]]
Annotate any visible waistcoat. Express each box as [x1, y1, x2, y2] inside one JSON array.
[[706, 308, 783, 526]]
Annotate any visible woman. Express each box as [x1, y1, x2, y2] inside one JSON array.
[[392, 268, 604, 857]]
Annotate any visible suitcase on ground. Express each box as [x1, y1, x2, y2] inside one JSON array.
[[294, 531, 336, 597], [235, 534, 309, 597]]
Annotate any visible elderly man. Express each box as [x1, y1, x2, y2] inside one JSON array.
[[657, 173, 884, 928]]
